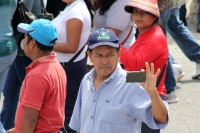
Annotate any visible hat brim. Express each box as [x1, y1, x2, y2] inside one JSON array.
[[124, 1, 160, 17], [17, 23, 34, 34], [88, 42, 119, 49]]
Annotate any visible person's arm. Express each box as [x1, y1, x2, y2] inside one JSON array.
[[140, 62, 168, 123], [104, 0, 132, 39], [19, 76, 47, 133], [147, 87, 168, 123], [120, 36, 167, 70], [20, 106, 39, 133], [105, 27, 122, 36], [53, 18, 83, 53], [6, 128, 16, 133]]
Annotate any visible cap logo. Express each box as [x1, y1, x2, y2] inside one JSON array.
[[97, 31, 110, 40]]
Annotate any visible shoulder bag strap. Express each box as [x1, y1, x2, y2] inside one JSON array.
[[121, 26, 133, 45], [41, 0, 44, 8], [40, 0, 47, 13], [41, 0, 48, 9], [65, 44, 86, 66], [156, 64, 167, 87]]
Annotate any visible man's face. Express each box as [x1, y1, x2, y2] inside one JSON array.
[[23, 34, 31, 57], [88, 45, 120, 80], [23, 34, 35, 58]]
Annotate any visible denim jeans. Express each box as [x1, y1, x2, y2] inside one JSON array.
[[198, 0, 200, 21], [160, 8, 177, 93], [180, 4, 186, 19], [0, 51, 17, 97], [167, 7, 200, 63], [165, 54, 177, 93], [60, 57, 88, 133], [0, 55, 32, 130], [160, 8, 171, 35]]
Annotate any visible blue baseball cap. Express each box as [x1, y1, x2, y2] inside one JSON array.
[[17, 19, 58, 46], [88, 28, 119, 49]]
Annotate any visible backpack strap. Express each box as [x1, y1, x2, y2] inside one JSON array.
[[65, 44, 86, 66], [121, 26, 133, 45], [156, 64, 167, 87]]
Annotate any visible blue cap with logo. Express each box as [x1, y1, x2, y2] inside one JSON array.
[[17, 19, 58, 46], [88, 28, 119, 49]]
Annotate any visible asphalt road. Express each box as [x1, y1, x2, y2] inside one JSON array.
[[161, 22, 200, 133]]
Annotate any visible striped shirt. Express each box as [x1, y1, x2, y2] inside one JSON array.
[[69, 63, 169, 133]]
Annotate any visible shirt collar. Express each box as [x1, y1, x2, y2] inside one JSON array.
[[88, 62, 122, 83], [26, 53, 57, 72]]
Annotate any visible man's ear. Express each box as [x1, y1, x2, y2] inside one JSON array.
[[117, 49, 121, 61], [87, 51, 93, 64], [29, 39, 36, 49]]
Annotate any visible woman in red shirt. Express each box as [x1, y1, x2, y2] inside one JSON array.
[[120, 0, 168, 132]]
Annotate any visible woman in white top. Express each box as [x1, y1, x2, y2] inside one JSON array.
[[51, 0, 92, 132], [91, 0, 136, 50]]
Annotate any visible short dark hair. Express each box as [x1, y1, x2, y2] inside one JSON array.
[[27, 35, 54, 52], [87, 46, 120, 53]]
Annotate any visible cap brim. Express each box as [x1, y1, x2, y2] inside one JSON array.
[[88, 42, 119, 49], [17, 23, 34, 34]]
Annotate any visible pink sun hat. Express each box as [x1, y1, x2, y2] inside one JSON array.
[[124, 0, 160, 17]]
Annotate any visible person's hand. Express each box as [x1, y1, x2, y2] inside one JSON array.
[[139, 62, 160, 92]]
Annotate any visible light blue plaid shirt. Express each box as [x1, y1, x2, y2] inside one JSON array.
[[69, 63, 169, 133]]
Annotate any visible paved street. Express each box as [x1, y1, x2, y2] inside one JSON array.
[[161, 22, 200, 133], [0, 21, 200, 133]]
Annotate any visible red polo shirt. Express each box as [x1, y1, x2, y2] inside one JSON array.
[[15, 53, 67, 133], [120, 26, 168, 96]]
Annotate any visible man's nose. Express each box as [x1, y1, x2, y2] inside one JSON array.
[[101, 57, 109, 64]]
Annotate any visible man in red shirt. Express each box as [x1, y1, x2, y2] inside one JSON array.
[[6, 19, 67, 133]]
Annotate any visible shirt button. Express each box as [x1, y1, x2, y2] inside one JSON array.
[[94, 100, 96, 102], [91, 116, 93, 118]]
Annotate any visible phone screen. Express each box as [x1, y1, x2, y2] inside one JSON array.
[[126, 71, 146, 83]]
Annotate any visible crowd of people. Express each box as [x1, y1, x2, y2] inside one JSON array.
[[0, 0, 199, 133]]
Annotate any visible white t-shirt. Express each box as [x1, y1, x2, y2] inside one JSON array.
[[52, 0, 91, 62], [92, 0, 136, 50]]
